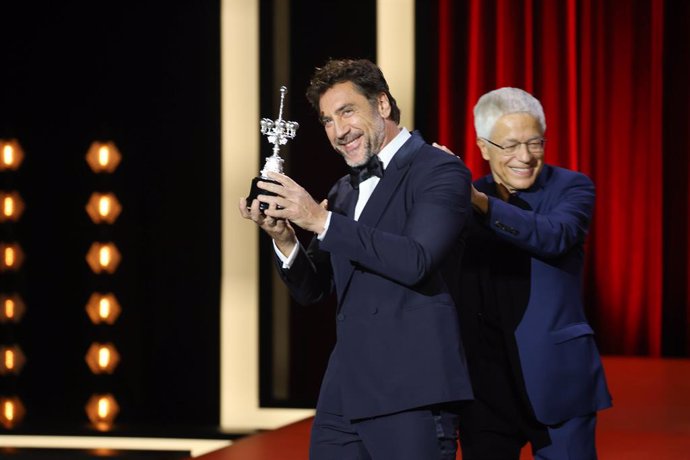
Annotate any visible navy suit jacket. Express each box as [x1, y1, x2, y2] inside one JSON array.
[[463, 165, 612, 425], [277, 131, 474, 420]]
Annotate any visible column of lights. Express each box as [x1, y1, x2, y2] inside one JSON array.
[[0, 139, 27, 429], [84, 141, 122, 431]]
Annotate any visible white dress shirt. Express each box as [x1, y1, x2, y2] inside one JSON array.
[[276, 128, 411, 268]]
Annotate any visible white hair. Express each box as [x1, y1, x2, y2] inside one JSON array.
[[473, 87, 546, 139]]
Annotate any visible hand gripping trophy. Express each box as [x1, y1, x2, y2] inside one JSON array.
[[246, 86, 299, 211]]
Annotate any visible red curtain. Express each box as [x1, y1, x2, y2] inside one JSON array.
[[428, 0, 689, 356]]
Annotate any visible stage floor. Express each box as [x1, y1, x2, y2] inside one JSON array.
[[193, 356, 690, 459], [1, 356, 688, 459]]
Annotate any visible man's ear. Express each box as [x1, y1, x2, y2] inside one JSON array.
[[377, 93, 391, 119], [476, 138, 491, 160]]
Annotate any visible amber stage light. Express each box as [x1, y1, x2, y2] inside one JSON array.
[[85, 393, 119, 431], [0, 345, 26, 376], [0, 191, 25, 223], [0, 396, 25, 429], [85, 342, 120, 374], [0, 243, 24, 272], [0, 139, 24, 171], [85, 141, 122, 173], [0, 294, 26, 324], [86, 242, 122, 274], [85, 293, 121, 325], [84, 141, 123, 430], [85, 192, 122, 224]]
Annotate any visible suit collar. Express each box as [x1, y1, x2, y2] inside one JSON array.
[[356, 131, 424, 225]]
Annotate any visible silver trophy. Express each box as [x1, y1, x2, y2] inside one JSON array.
[[247, 86, 299, 211]]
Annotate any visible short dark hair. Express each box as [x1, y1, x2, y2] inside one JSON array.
[[305, 58, 401, 124]]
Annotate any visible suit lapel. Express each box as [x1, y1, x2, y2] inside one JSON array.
[[331, 132, 423, 307], [357, 132, 423, 226]]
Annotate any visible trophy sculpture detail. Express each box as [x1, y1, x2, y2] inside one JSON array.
[[246, 86, 299, 211]]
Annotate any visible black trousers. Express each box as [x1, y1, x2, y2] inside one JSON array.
[[310, 404, 459, 460]]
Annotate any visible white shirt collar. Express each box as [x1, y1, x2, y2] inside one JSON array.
[[376, 127, 410, 169]]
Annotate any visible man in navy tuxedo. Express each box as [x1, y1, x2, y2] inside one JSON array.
[[239, 59, 473, 459], [452, 87, 612, 459]]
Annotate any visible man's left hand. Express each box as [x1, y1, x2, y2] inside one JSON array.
[[257, 171, 329, 234]]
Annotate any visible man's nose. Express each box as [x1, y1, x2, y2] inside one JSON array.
[[333, 118, 349, 138], [515, 143, 532, 162]]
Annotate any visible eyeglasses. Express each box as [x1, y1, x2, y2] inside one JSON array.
[[481, 137, 546, 154]]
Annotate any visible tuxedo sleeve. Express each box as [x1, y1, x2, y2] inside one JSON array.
[[320, 153, 471, 286], [274, 238, 333, 305]]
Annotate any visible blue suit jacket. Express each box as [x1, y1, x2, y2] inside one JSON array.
[[466, 165, 612, 425], [278, 132, 474, 420]]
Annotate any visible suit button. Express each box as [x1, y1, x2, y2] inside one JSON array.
[[337, 314, 345, 321]]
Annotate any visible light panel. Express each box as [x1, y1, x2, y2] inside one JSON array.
[[0, 139, 24, 171], [85, 293, 121, 325], [85, 343, 120, 374], [0, 294, 26, 323], [0, 191, 25, 223], [85, 192, 122, 224], [0, 243, 24, 272], [86, 242, 122, 274], [85, 141, 122, 173], [85, 393, 120, 431], [0, 345, 26, 376], [0, 396, 25, 429]]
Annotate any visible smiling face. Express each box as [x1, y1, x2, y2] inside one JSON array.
[[477, 112, 545, 192], [318, 81, 390, 168]]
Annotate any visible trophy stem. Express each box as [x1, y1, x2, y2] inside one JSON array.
[[247, 85, 298, 211]]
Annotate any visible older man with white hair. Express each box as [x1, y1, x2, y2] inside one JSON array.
[[452, 87, 612, 459]]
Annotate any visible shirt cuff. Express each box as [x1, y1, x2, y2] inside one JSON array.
[[316, 211, 332, 241], [274, 237, 300, 269]]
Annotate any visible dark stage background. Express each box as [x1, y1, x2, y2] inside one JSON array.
[[0, 1, 221, 431], [0, 0, 688, 434]]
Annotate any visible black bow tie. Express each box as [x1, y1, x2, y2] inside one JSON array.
[[349, 155, 384, 189]]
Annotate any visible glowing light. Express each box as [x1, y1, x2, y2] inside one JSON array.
[[86, 293, 121, 325], [0, 396, 25, 429], [85, 393, 119, 431], [4, 400, 14, 421], [3, 196, 13, 216], [98, 196, 111, 216], [86, 242, 121, 274], [98, 146, 110, 167], [0, 192, 24, 222], [0, 345, 25, 375], [86, 141, 122, 173], [99, 298, 111, 318], [99, 246, 111, 267], [5, 299, 14, 318], [5, 349, 14, 370], [2, 145, 13, 165], [98, 397, 109, 418], [0, 139, 24, 171], [98, 347, 110, 368], [85, 342, 120, 374], [86, 192, 121, 224], [0, 243, 24, 272], [5, 247, 15, 267], [0, 294, 25, 323]]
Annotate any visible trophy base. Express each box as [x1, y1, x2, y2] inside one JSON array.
[[247, 176, 280, 211]]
